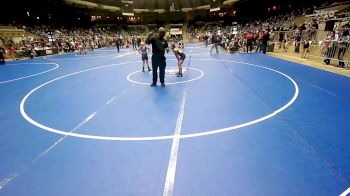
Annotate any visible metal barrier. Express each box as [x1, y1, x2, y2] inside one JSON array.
[[268, 29, 350, 68], [221, 29, 350, 69], [272, 39, 350, 69]]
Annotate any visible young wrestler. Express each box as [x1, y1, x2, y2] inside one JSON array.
[[137, 42, 151, 72], [170, 43, 186, 77]]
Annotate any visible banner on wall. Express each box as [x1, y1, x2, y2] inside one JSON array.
[[122, 0, 134, 16], [170, 28, 182, 35]]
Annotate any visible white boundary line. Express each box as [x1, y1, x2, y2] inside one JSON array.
[[112, 51, 137, 58], [0, 110, 94, 190], [163, 55, 192, 196], [19, 59, 299, 141], [0, 85, 132, 190], [163, 91, 187, 196], [44, 52, 204, 61], [50, 54, 115, 60], [340, 187, 350, 196], [47, 51, 135, 61], [184, 53, 209, 56], [165, 53, 208, 58], [0, 63, 59, 84], [127, 66, 204, 85]]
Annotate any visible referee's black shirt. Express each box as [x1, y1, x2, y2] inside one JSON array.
[[145, 35, 168, 56]]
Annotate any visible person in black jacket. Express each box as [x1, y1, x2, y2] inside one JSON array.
[[204, 34, 209, 47], [137, 36, 142, 47], [116, 37, 120, 52], [210, 32, 220, 55], [294, 31, 301, 53], [262, 30, 270, 54], [145, 27, 169, 87], [132, 36, 137, 50]]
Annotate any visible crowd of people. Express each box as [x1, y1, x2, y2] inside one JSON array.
[[184, 6, 350, 68], [190, 10, 308, 54], [1, 1, 350, 69], [0, 25, 149, 61]]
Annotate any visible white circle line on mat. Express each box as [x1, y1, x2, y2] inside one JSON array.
[[127, 66, 204, 85], [20, 59, 299, 141]]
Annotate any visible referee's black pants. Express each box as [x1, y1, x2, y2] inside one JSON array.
[[152, 55, 166, 84]]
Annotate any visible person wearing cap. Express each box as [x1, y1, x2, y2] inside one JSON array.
[[145, 27, 169, 87]]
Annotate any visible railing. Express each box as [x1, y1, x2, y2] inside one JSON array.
[[315, 1, 350, 11], [0, 29, 25, 32], [272, 40, 350, 68], [220, 28, 350, 69]]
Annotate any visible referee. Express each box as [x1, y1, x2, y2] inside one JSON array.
[[146, 27, 169, 87], [210, 32, 220, 55]]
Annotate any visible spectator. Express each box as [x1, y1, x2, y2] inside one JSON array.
[[323, 31, 337, 65], [262, 30, 270, 54], [301, 38, 310, 58], [210, 32, 220, 55], [278, 31, 285, 49], [294, 30, 302, 53], [337, 30, 349, 67], [246, 31, 254, 53]]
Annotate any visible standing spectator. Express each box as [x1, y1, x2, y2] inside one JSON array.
[[227, 39, 235, 53], [278, 31, 285, 49], [269, 30, 275, 42], [30, 47, 37, 59], [132, 36, 137, 50], [116, 37, 121, 52], [283, 34, 291, 52], [262, 30, 270, 54], [301, 38, 310, 58], [337, 30, 349, 68], [137, 36, 142, 47], [246, 31, 254, 53], [256, 30, 264, 52], [204, 34, 209, 47], [210, 32, 220, 55], [294, 30, 302, 53], [323, 31, 337, 65]]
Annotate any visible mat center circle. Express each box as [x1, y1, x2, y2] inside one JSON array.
[[127, 66, 204, 85]]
